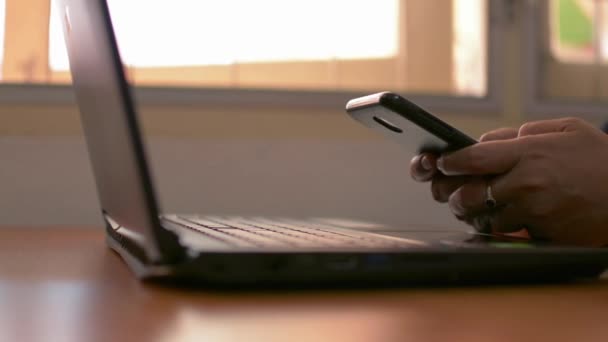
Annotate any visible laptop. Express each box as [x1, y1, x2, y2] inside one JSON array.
[[56, 0, 608, 286]]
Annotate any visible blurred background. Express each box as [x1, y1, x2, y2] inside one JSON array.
[[1, 0, 607, 227]]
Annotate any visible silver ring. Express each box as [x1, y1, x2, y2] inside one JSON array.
[[485, 184, 497, 209]]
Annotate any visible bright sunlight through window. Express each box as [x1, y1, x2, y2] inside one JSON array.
[[49, 0, 399, 70], [453, 0, 486, 97], [0, 0, 6, 76]]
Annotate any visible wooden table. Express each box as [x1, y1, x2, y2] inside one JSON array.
[[2, 227, 608, 342]]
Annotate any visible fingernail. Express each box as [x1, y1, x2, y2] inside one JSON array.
[[421, 155, 432, 171], [436, 157, 445, 172]]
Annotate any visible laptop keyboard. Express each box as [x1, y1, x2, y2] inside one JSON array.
[[162, 215, 424, 249]]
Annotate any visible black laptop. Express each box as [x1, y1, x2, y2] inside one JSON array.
[[56, 0, 608, 286]]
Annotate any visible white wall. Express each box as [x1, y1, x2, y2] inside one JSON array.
[[0, 135, 467, 229]]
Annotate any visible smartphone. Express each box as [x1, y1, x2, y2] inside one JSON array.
[[345, 91, 477, 154]]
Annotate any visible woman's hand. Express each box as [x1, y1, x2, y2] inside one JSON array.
[[410, 127, 519, 231], [434, 117, 608, 246]]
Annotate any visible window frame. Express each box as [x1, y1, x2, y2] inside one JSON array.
[[523, 0, 608, 121], [0, 0, 506, 116]]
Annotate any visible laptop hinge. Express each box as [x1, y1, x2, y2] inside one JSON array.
[[104, 214, 186, 265], [153, 220, 187, 264]]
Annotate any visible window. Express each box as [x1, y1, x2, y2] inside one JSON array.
[[453, 0, 487, 97], [551, 0, 608, 63], [529, 0, 608, 106], [50, 1, 400, 68], [0, 0, 5, 76], [0, 0, 490, 100]]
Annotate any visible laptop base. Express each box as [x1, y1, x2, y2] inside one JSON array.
[[105, 222, 608, 287]]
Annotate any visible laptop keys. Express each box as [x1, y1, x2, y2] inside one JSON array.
[[163, 215, 425, 249]]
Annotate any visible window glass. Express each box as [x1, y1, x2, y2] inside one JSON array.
[[46, 0, 488, 97], [0, 0, 6, 78], [49, 1, 399, 69], [542, 0, 608, 102], [453, 0, 487, 97], [551, 0, 608, 63]]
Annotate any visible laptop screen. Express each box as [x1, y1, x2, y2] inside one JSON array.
[[57, 0, 165, 259]]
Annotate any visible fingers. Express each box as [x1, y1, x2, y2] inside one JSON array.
[[413, 127, 519, 179], [447, 172, 515, 219], [425, 119, 588, 177], [447, 178, 489, 218], [488, 204, 527, 233], [500, 229, 531, 240], [518, 117, 587, 136], [410, 153, 438, 182], [471, 215, 493, 233], [445, 173, 531, 235], [425, 127, 517, 206], [479, 127, 518, 142], [437, 139, 523, 176], [431, 175, 469, 203], [490, 208, 549, 240]]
